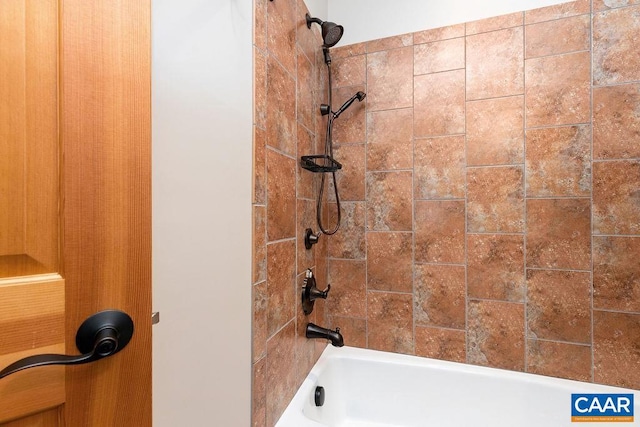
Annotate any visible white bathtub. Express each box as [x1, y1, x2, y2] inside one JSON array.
[[276, 346, 639, 427]]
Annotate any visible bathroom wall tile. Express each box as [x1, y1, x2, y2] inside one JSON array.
[[527, 340, 591, 382], [593, 83, 640, 159], [266, 0, 296, 76], [315, 224, 328, 288], [295, 0, 317, 63], [253, 281, 268, 362], [252, 357, 266, 427], [266, 57, 296, 156], [254, 126, 267, 204], [593, 5, 640, 85], [415, 326, 466, 363], [332, 42, 366, 59], [297, 50, 315, 132], [331, 144, 365, 202], [366, 171, 413, 231], [297, 199, 316, 274], [415, 264, 466, 329], [328, 316, 366, 348], [525, 15, 590, 58], [265, 321, 297, 427], [366, 33, 413, 53], [327, 259, 367, 318], [414, 136, 466, 200], [525, 125, 591, 197], [333, 54, 366, 88], [466, 96, 524, 166], [466, 11, 523, 35], [367, 291, 414, 354], [467, 234, 525, 302], [266, 240, 296, 337], [593, 236, 640, 312], [414, 37, 465, 75], [297, 124, 315, 200], [414, 69, 465, 137], [295, 271, 319, 386], [255, 49, 268, 130], [594, 0, 640, 11], [414, 23, 465, 44], [526, 199, 591, 270], [367, 232, 413, 293], [415, 200, 465, 264], [332, 85, 366, 144], [328, 201, 366, 259], [527, 269, 591, 343], [367, 108, 413, 171], [468, 300, 525, 371], [593, 160, 640, 235], [466, 27, 524, 100], [266, 149, 296, 241], [367, 46, 413, 111], [524, 0, 591, 24], [525, 51, 590, 127], [467, 166, 524, 233], [254, 0, 267, 51], [254, 206, 267, 284], [594, 310, 640, 389]]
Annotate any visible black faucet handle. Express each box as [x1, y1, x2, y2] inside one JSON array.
[[302, 270, 330, 315], [310, 283, 330, 300]]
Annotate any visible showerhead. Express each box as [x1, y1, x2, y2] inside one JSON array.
[[333, 91, 367, 119], [306, 13, 344, 47]]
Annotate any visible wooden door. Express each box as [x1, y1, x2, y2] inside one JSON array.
[[0, 1, 151, 425]]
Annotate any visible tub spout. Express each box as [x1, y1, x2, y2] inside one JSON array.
[[306, 323, 344, 347]]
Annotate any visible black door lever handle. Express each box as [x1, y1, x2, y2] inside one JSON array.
[[0, 310, 134, 379]]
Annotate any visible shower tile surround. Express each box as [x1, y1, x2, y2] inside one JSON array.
[[253, 0, 640, 425]]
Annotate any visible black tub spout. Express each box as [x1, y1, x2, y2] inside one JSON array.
[[306, 323, 344, 347]]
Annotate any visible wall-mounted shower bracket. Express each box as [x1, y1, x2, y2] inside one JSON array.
[[302, 269, 330, 315], [305, 228, 320, 250], [320, 104, 330, 116]]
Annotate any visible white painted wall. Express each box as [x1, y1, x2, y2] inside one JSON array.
[[305, 0, 328, 20], [152, 0, 252, 426], [328, 0, 568, 46]]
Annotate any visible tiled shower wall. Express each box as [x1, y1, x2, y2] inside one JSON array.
[[325, 0, 640, 390], [252, 0, 331, 425]]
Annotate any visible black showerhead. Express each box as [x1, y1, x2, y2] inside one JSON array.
[[306, 13, 344, 48]]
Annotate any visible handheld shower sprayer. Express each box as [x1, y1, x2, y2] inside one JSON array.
[[333, 91, 367, 119]]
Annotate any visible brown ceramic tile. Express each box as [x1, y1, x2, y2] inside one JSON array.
[[414, 23, 465, 44], [265, 321, 296, 427], [295, 0, 317, 63], [266, 57, 296, 156], [414, 69, 465, 137], [466, 27, 524, 100], [414, 37, 465, 75], [466, 96, 524, 166], [295, 271, 319, 386], [415, 200, 465, 264], [297, 50, 314, 132], [332, 85, 366, 143], [467, 166, 525, 233], [297, 124, 315, 200], [367, 232, 413, 293], [331, 144, 365, 201], [525, 15, 590, 58], [266, 149, 296, 241], [594, 310, 640, 389], [266, 0, 296, 76], [254, 0, 267, 51], [527, 269, 591, 343], [468, 300, 525, 371], [254, 206, 267, 284], [466, 12, 523, 35], [266, 240, 296, 337], [315, 226, 329, 288], [367, 291, 414, 354], [525, 125, 591, 197], [327, 259, 367, 318], [332, 42, 366, 59], [415, 264, 466, 329], [526, 199, 591, 269], [414, 136, 466, 200], [254, 126, 267, 204], [593, 160, 640, 235], [593, 83, 640, 159], [367, 46, 413, 111], [333, 54, 366, 88], [525, 51, 590, 127], [593, 6, 640, 85], [366, 171, 413, 231], [328, 201, 366, 259], [252, 357, 266, 427], [527, 340, 591, 382], [467, 234, 525, 302], [297, 199, 316, 274], [415, 326, 466, 363], [367, 108, 413, 171], [524, 0, 591, 24], [328, 316, 367, 348], [253, 281, 267, 362], [255, 49, 267, 130], [594, 0, 640, 11], [593, 236, 640, 312], [366, 33, 413, 53]]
